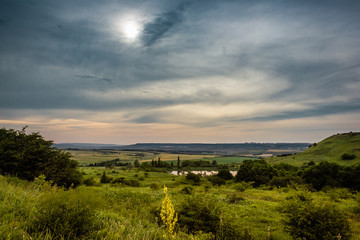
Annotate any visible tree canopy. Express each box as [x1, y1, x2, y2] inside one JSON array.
[[0, 127, 81, 188]]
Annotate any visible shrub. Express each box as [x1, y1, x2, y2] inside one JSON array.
[[150, 183, 159, 190], [111, 177, 128, 185], [269, 175, 303, 188], [226, 193, 245, 203], [177, 196, 220, 234], [216, 169, 234, 180], [128, 179, 140, 187], [29, 189, 100, 239], [83, 177, 96, 186], [180, 186, 193, 195], [233, 181, 253, 192], [341, 153, 356, 160], [177, 196, 253, 239], [186, 172, 201, 184], [281, 194, 351, 240], [208, 175, 226, 186], [100, 171, 112, 183]]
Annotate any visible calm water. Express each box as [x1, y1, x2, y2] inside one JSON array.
[[170, 170, 237, 176]]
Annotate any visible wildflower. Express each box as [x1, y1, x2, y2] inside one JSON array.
[[160, 186, 178, 239]]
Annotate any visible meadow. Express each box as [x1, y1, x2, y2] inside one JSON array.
[[1, 130, 360, 239], [1, 166, 360, 239]]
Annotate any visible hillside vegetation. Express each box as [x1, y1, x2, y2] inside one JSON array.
[[1, 128, 360, 239], [268, 132, 360, 166]]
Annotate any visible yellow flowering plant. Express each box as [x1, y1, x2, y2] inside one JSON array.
[[160, 186, 178, 239]]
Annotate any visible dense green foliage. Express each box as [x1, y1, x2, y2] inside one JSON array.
[[235, 159, 277, 187], [232, 158, 360, 190], [0, 127, 81, 187], [282, 193, 351, 240]]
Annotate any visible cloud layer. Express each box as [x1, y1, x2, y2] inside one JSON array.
[[0, 0, 359, 143]]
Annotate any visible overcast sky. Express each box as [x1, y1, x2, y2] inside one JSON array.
[[1, 0, 359, 144]]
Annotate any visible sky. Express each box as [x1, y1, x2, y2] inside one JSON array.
[[0, 0, 360, 144]]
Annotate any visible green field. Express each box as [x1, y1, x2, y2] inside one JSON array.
[[268, 132, 360, 166], [68, 150, 218, 166], [210, 156, 257, 164]]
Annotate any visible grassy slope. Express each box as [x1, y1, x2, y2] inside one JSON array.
[[267, 132, 360, 166]]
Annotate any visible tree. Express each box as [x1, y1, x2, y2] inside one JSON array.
[[177, 156, 180, 168], [235, 159, 277, 187], [100, 171, 112, 183], [0, 127, 82, 188], [134, 159, 140, 167], [302, 161, 342, 190], [216, 169, 233, 180]]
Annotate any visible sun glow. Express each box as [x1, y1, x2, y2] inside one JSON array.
[[122, 21, 141, 41]]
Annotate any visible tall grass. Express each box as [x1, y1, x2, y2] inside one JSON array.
[[1, 171, 360, 240]]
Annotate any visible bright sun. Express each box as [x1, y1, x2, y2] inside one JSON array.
[[122, 20, 141, 41]]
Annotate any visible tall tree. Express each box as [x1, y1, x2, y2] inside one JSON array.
[[0, 127, 81, 188]]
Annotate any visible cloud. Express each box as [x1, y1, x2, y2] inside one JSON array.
[[141, 1, 191, 46], [0, 0, 360, 143]]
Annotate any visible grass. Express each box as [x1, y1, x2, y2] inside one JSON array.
[[1, 169, 360, 240], [268, 132, 360, 166]]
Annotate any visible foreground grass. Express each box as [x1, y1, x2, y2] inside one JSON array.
[[1, 170, 360, 239]]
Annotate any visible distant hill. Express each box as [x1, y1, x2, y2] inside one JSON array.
[[268, 132, 360, 166], [117, 143, 310, 156], [53, 142, 310, 156], [53, 143, 123, 150]]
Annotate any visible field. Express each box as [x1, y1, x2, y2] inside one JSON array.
[[1, 168, 360, 240], [1, 131, 360, 239], [68, 150, 255, 166]]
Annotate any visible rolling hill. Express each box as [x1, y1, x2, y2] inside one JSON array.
[[267, 132, 360, 166]]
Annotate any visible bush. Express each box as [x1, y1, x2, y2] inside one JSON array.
[[100, 171, 112, 183], [233, 181, 253, 192], [269, 175, 303, 188], [180, 186, 193, 195], [341, 153, 356, 160], [150, 183, 159, 190], [177, 196, 253, 239], [207, 175, 226, 186], [281, 194, 351, 240], [83, 177, 96, 186], [29, 189, 100, 239], [128, 179, 140, 187], [177, 196, 220, 234], [216, 169, 233, 180], [186, 172, 201, 184]]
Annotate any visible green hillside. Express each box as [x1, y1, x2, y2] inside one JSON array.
[[268, 132, 360, 166]]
